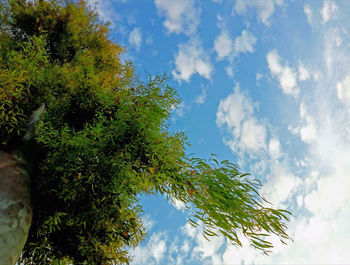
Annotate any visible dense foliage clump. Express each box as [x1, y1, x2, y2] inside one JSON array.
[[0, 0, 291, 264]]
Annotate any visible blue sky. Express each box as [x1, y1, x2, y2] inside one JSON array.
[[88, 0, 350, 264]]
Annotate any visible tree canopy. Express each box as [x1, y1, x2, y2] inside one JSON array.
[[0, 0, 291, 264]]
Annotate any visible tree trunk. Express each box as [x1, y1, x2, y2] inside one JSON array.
[[0, 151, 32, 265]]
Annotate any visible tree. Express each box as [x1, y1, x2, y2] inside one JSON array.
[[0, 0, 292, 264]]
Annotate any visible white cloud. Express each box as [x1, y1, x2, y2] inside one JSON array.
[[152, 239, 167, 263], [194, 87, 207, 105], [216, 86, 267, 155], [223, 240, 257, 265], [171, 198, 186, 211], [267, 50, 299, 97], [261, 161, 301, 206], [298, 62, 310, 81], [214, 30, 256, 78], [174, 102, 186, 117], [193, 234, 224, 264], [172, 39, 212, 82], [280, 68, 298, 94], [216, 87, 253, 133], [304, 162, 350, 218], [273, 128, 350, 264], [299, 103, 317, 143], [87, 0, 118, 23], [214, 30, 257, 60], [225, 66, 234, 78], [142, 215, 155, 231], [337, 74, 350, 106], [131, 232, 167, 264], [300, 123, 316, 143], [304, 4, 312, 25], [261, 25, 350, 263], [266, 50, 283, 74], [154, 0, 200, 36], [234, 0, 283, 26], [214, 31, 233, 60], [240, 118, 266, 152], [321, 0, 338, 23], [181, 222, 197, 240], [129, 28, 142, 50], [180, 222, 225, 264], [269, 138, 281, 160], [234, 30, 257, 55]]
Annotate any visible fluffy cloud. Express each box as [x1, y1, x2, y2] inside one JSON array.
[[298, 62, 310, 81], [181, 223, 225, 264], [174, 102, 186, 117], [86, 0, 123, 26], [216, 86, 266, 155], [171, 198, 186, 211], [304, 161, 350, 219], [214, 31, 233, 60], [304, 4, 313, 25], [336, 74, 350, 106], [299, 103, 317, 143], [131, 232, 167, 264], [321, 0, 338, 23], [216, 87, 252, 133], [269, 138, 281, 160], [154, 0, 200, 36], [129, 28, 142, 50], [265, 23, 350, 263], [240, 118, 266, 152], [234, 30, 257, 55], [142, 215, 155, 231], [234, 0, 283, 26], [215, 56, 350, 264], [267, 50, 299, 97], [261, 161, 301, 206], [214, 30, 257, 60], [172, 39, 212, 82]]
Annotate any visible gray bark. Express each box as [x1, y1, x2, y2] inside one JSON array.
[[0, 151, 32, 265]]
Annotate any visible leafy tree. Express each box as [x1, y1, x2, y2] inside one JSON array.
[[0, 0, 292, 264]]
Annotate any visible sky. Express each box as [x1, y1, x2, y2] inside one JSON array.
[[87, 0, 350, 264]]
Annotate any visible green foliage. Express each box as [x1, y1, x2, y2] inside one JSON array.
[[0, 0, 292, 264]]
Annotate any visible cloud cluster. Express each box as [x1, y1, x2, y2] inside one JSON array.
[[261, 11, 350, 263], [129, 27, 142, 51], [154, 0, 213, 82], [216, 85, 300, 207], [234, 30, 257, 54], [298, 103, 317, 143], [234, 0, 283, 26], [154, 0, 200, 36], [172, 39, 212, 82], [216, 86, 266, 154], [214, 31, 233, 60], [304, 4, 313, 25], [337, 74, 350, 106], [214, 30, 257, 61], [131, 232, 167, 264], [86, 0, 120, 24], [321, 0, 338, 23], [134, 1, 350, 264], [267, 50, 311, 97]]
